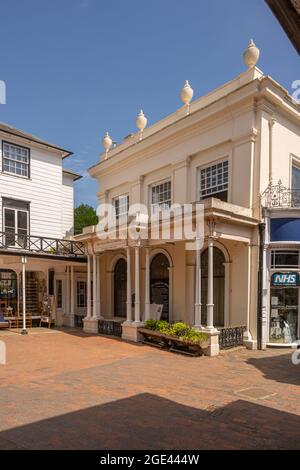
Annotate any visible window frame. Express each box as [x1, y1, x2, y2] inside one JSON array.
[[2, 140, 31, 179], [2, 199, 30, 247], [150, 179, 172, 215], [270, 249, 300, 269], [77, 280, 87, 308], [198, 159, 229, 202], [291, 156, 300, 190], [113, 194, 129, 220]]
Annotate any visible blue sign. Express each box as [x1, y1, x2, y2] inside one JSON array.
[[271, 272, 299, 287], [270, 218, 300, 242]]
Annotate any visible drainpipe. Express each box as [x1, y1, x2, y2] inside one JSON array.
[[257, 222, 266, 350]]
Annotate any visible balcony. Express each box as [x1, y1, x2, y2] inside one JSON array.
[[261, 181, 300, 209], [0, 231, 86, 260]]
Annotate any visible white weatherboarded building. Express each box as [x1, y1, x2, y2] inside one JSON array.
[[0, 122, 87, 330]]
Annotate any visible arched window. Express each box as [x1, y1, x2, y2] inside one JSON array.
[[150, 253, 170, 321]]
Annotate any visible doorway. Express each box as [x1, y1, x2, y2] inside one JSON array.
[[150, 253, 170, 321], [114, 258, 127, 318]]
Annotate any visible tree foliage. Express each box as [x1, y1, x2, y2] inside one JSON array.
[[74, 203, 98, 235]]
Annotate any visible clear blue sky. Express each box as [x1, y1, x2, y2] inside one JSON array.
[[0, 0, 299, 207]]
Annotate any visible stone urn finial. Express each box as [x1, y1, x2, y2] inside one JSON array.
[[136, 110, 147, 140], [180, 80, 194, 105], [243, 39, 260, 68], [102, 131, 112, 159], [180, 80, 194, 115]]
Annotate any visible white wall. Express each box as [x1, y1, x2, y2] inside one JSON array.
[[0, 135, 74, 239], [62, 175, 74, 236]]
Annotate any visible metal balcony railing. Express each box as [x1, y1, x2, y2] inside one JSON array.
[[261, 181, 300, 208], [0, 231, 86, 258]]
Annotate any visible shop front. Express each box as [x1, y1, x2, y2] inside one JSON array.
[[268, 250, 300, 347], [269, 272, 299, 345]]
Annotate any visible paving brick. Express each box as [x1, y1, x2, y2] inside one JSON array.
[[0, 328, 299, 449]]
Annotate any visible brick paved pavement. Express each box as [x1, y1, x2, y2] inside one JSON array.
[[0, 328, 299, 450]]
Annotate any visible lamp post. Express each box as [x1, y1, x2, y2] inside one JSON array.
[[21, 256, 28, 335]]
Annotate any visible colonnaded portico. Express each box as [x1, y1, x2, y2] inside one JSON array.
[[77, 198, 259, 355]]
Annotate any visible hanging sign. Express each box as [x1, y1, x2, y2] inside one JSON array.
[[271, 272, 300, 287]]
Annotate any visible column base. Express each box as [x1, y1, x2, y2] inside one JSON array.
[[244, 339, 258, 350], [201, 328, 220, 357], [62, 314, 75, 328], [122, 321, 143, 343], [243, 331, 257, 350], [83, 318, 99, 334]]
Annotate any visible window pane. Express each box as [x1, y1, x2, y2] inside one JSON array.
[[2, 142, 29, 177], [199, 161, 228, 201], [4, 209, 15, 230], [271, 250, 299, 268], [114, 194, 129, 218], [151, 181, 171, 213], [18, 211, 28, 230], [292, 165, 300, 191]]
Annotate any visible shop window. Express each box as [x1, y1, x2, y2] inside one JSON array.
[[271, 250, 299, 268], [270, 288, 298, 344]]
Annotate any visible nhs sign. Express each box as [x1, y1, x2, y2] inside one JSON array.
[[271, 272, 299, 287]]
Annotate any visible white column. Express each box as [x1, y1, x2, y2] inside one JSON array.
[[66, 267, 70, 315], [97, 255, 101, 319], [144, 247, 150, 321], [87, 255, 92, 318], [70, 266, 74, 319], [206, 238, 215, 330], [21, 256, 28, 335], [93, 254, 97, 319], [126, 246, 132, 322], [223, 261, 231, 327], [134, 245, 141, 323], [194, 246, 202, 328]]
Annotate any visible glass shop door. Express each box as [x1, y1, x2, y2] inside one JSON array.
[[270, 287, 299, 344]]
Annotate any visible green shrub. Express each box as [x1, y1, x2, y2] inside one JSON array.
[[144, 319, 159, 330], [144, 319, 208, 344], [170, 322, 190, 337], [181, 329, 208, 344], [156, 320, 173, 334]]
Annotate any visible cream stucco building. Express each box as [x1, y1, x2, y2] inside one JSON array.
[[76, 42, 300, 355]]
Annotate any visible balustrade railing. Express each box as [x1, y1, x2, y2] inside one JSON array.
[[0, 231, 85, 258], [218, 326, 246, 350], [261, 181, 300, 208], [98, 319, 123, 337]]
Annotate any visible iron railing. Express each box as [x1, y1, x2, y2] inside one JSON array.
[[218, 326, 246, 350], [261, 181, 300, 208], [0, 231, 85, 258], [98, 319, 122, 338]]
